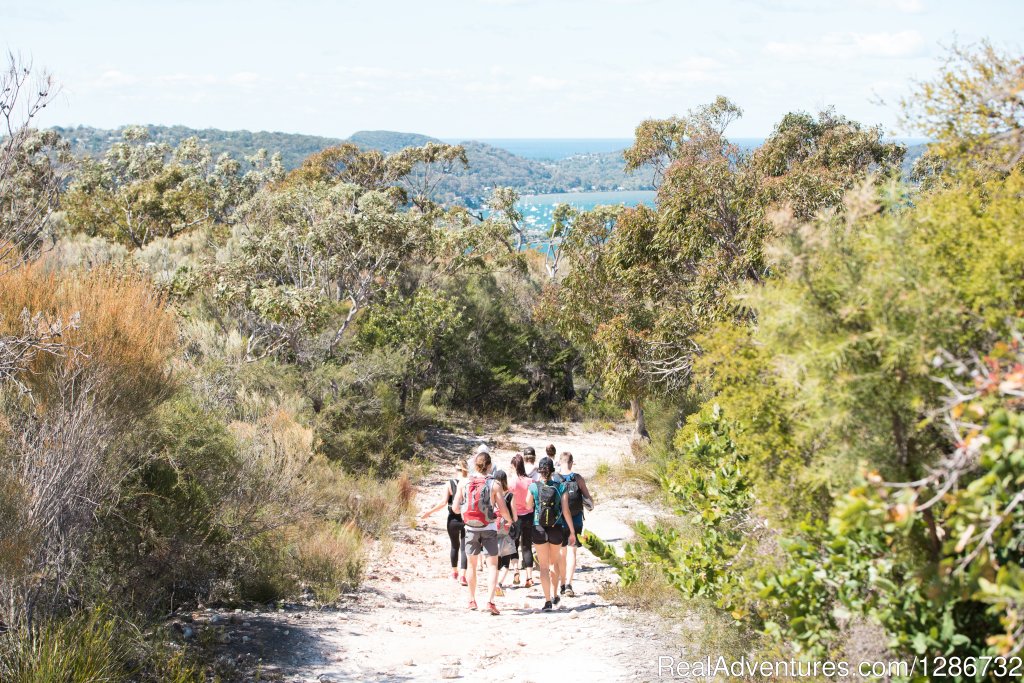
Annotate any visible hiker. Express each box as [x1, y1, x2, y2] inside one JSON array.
[[524, 456, 577, 612], [524, 446, 538, 480], [452, 450, 513, 615], [470, 444, 495, 573], [541, 444, 566, 589], [510, 453, 535, 587], [557, 451, 592, 597], [420, 458, 469, 584], [476, 442, 497, 476], [544, 444, 564, 483], [492, 470, 519, 595]]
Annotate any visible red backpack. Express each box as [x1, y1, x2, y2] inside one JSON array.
[[463, 477, 496, 528]]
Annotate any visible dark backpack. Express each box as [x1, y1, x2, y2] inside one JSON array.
[[535, 481, 562, 527], [565, 473, 584, 517], [463, 477, 496, 528]]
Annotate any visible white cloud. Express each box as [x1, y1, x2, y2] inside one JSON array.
[[765, 30, 926, 61], [634, 57, 727, 88], [90, 70, 140, 88], [859, 0, 925, 13], [528, 75, 569, 90], [229, 72, 260, 85]]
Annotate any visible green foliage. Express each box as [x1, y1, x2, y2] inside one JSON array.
[[681, 322, 817, 522], [55, 125, 656, 205], [213, 141, 492, 361], [902, 41, 1024, 176], [619, 409, 755, 612], [433, 272, 578, 414], [612, 46, 1024, 669], [0, 607, 204, 683], [749, 174, 1024, 493], [357, 288, 465, 412], [85, 392, 312, 615], [314, 375, 415, 476], [553, 101, 903, 416], [64, 126, 282, 248]]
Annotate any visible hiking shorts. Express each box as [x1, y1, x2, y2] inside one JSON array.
[[465, 527, 499, 557], [562, 515, 584, 546], [532, 524, 566, 546]]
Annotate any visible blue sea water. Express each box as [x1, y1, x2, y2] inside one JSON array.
[[482, 189, 657, 235], [465, 136, 927, 232]]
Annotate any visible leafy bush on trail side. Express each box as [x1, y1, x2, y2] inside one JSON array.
[[760, 342, 1024, 662], [90, 395, 247, 613]]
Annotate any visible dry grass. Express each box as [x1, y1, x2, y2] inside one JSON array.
[[307, 458, 416, 538], [0, 261, 178, 630], [0, 261, 177, 418], [396, 472, 415, 509], [292, 521, 364, 602], [603, 563, 680, 612]]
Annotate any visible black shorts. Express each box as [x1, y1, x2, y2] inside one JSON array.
[[531, 524, 566, 546], [561, 523, 582, 547]]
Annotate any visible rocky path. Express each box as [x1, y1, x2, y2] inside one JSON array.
[[204, 424, 676, 682]]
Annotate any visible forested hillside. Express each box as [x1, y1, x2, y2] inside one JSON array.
[[53, 125, 657, 203]]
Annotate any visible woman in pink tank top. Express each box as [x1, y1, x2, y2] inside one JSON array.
[[510, 454, 535, 587]]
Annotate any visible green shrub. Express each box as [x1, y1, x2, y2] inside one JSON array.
[[237, 534, 297, 604], [315, 381, 415, 477], [92, 395, 243, 611], [0, 608, 203, 683]]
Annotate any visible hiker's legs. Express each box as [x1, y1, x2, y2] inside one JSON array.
[[459, 525, 467, 575], [520, 525, 534, 570], [557, 540, 567, 589], [486, 555, 500, 604], [535, 542, 553, 602], [497, 556, 510, 586], [446, 516, 464, 569], [567, 544, 579, 585], [466, 550, 479, 599]]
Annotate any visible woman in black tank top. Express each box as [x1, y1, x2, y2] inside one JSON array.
[[421, 459, 469, 583]]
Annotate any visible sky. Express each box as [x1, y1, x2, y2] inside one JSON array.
[[1, 0, 1021, 139]]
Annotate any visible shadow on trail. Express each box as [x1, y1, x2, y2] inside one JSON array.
[[208, 605, 425, 682], [424, 428, 481, 460]]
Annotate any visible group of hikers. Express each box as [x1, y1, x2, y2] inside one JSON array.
[[421, 443, 593, 615]]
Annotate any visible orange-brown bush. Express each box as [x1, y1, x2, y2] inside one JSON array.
[[0, 262, 177, 419]]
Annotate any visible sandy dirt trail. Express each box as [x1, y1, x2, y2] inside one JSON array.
[[210, 424, 676, 682]]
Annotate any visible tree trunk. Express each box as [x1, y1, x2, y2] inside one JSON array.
[[399, 376, 410, 415], [630, 397, 650, 442], [561, 360, 576, 402]]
